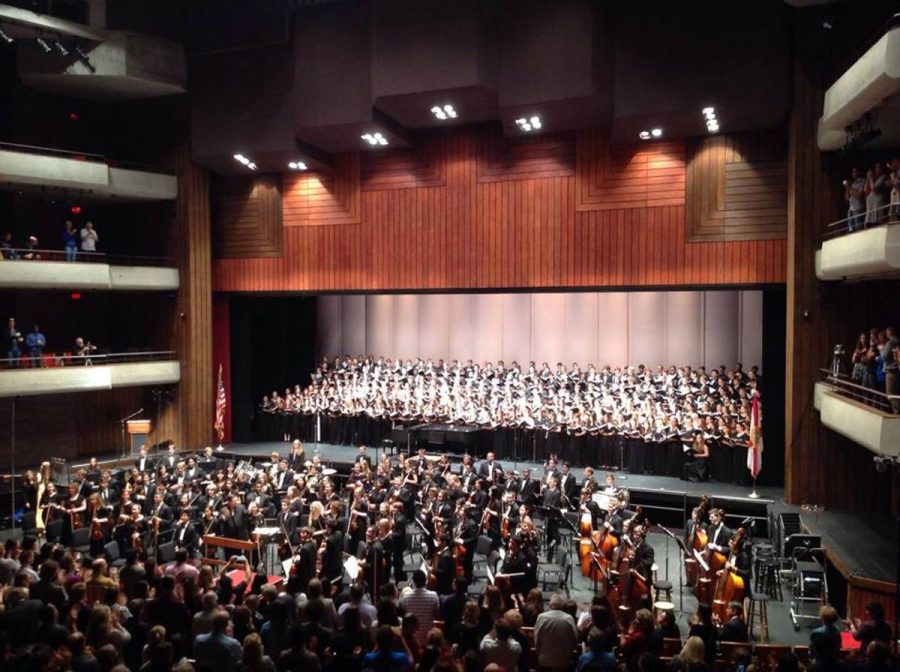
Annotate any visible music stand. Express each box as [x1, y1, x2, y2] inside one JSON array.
[[657, 524, 688, 615]]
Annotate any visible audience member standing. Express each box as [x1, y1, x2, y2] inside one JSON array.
[[80, 221, 99, 253], [25, 324, 46, 368], [1, 231, 18, 259], [63, 220, 78, 261], [844, 167, 866, 231], [6, 317, 23, 367], [534, 594, 579, 671]]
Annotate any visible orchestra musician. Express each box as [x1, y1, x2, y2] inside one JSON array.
[[542, 476, 562, 559], [173, 509, 199, 556], [706, 508, 732, 554]]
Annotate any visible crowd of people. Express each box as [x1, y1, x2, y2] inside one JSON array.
[[0, 442, 893, 672], [258, 356, 762, 482], [848, 326, 899, 412], [4, 316, 97, 368], [1, 220, 100, 261], [841, 159, 900, 232]]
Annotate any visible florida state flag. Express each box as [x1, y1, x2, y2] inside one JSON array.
[[214, 363, 227, 442], [747, 392, 763, 479]]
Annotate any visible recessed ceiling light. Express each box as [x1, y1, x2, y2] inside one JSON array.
[[361, 132, 388, 146], [651, 128, 663, 138], [639, 130, 651, 140], [702, 107, 715, 116], [233, 153, 257, 170], [431, 104, 458, 120], [515, 115, 542, 132], [288, 161, 308, 171]]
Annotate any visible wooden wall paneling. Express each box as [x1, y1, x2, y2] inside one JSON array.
[[213, 126, 788, 292], [213, 174, 283, 258], [686, 132, 788, 242]]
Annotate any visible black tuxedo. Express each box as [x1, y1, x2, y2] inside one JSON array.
[[135, 456, 155, 472], [173, 521, 199, 553], [274, 469, 294, 492], [461, 472, 478, 492], [151, 502, 174, 523], [295, 540, 318, 592], [559, 473, 578, 504], [707, 522, 733, 553], [478, 461, 503, 484], [504, 477, 521, 495], [519, 479, 539, 506], [720, 617, 749, 643]]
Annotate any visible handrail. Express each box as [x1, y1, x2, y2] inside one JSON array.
[[823, 204, 896, 240], [0, 350, 177, 367], [0, 141, 175, 175], [819, 368, 899, 414], [0, 247, 174, 266]]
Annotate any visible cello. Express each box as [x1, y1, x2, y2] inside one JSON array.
[[711, 528, 746, 622]]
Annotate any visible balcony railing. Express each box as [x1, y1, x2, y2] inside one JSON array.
[[823, 204, 897, 241], [0, 247, 173, 266], [819, 368, 899, 414], [0, 141, 175, 175], [1, 349, 177, 370]]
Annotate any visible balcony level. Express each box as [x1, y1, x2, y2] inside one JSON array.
[[814, 375, 900, 459], [0, 143, 177, 201], [0, 255, 179, 291], [0, 352, 180, 398], [816, 208, 900, 281]]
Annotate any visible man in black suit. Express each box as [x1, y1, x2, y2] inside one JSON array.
[[294, 527, 318, 593], [706, 508, 732, 554], [719, 602, 749, 642], [162, 444, 178, 471], [248, 481, 274, 518], [135, 445, 155, 473], [461, 464, 478, 493], [149, 492, 174, 527], [322, 518, 345, 593], [433, 536, 457, 595], [518, 468, 538, 507], [173, 510, 199, 556], [542, 476, 561, 560], [477, 452, 504, 484], [559, 462, 578, 507], [355, 445, 372, 469], [279, 499, 299, 545], [273, 458, 294, 493], [504, 470, 520, 496]]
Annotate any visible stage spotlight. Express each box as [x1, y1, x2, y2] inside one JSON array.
[[54, 39, 69, 56], [233, 153, 250, 165], [0, 27, 13, 45], [36, 36, 52, 53], [287, 161, 308, 170], [638, 130, 651, 140], [651, 128, 663, 138]]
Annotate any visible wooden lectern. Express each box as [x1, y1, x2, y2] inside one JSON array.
[[126, 419, 151, 453]]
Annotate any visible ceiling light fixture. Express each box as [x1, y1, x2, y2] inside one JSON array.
[[651, 128, 663, 138], [361, 132, 388, 146], [53, 39, 69, 56], [0, 27, 14, 45], [233, 153, 257, 170], [74, 43, 95, 72], [515, 115, 542, 132], [638, 130, 651, 140], [430, 104, 458, 121], [702, 106, 720, 133], [288, 161, 308, 171], [36, 36, 52, 53]]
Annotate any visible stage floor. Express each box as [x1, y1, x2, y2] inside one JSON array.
[[225, 440, 785, 502]]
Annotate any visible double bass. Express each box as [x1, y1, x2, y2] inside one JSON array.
[[712, 528, 746, 622], [607, 522, 652, 615], [685, 495, 711, 587]]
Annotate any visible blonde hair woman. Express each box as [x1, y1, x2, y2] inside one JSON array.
[[672, 636, 707, 672]]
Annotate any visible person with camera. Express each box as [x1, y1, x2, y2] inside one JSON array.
[[73, 336, 97, 365], [6, 317, 23, 368]]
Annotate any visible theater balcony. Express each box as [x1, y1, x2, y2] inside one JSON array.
[[815, 206, 900, 281], [814, 372, 900, 459], [0, 143, 177, 201], [0, 351, 180, 398], [0, 253, 179, 291]]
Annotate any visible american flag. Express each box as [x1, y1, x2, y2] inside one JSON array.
[[747, 392, 763, 479], [214, 363, 226, 442]]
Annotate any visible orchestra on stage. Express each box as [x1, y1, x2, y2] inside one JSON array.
[[25, 442, 752, 621]]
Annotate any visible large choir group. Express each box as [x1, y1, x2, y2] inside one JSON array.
[[258, 357, 762, 483]]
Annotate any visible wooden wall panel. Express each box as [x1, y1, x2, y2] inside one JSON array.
[[212, 174, 283, 258], [213, 126, 786, 292], [686, 132, 788, 242]]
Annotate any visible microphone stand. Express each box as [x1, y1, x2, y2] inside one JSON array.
[[119, 407, 144, 459]]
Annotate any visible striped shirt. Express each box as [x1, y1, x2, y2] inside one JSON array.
[[400, 586, 440, 644]]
